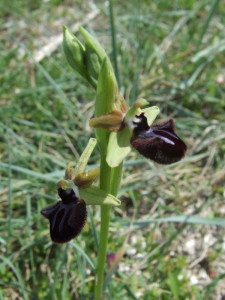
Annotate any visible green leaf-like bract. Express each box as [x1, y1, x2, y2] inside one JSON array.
[[95, 57, 118, 154], [63, 26, 89, 78]]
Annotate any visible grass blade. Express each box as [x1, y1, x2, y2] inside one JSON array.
[[0, 163, 56, 182], [69, 242, 95, 272], [122, 215, 225, 227], [196, 0, 220, 50], [0, 256, 29, 300]]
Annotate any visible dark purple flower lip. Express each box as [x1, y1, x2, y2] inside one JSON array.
[[41, 188, 87, 244], [131, 113, 187, 164]]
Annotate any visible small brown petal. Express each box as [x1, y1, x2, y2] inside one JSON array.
[[74, 169, 100, 189], [89, 110, 124, 132]]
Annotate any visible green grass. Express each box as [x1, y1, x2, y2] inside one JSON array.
[[1, 0, 225, 299]]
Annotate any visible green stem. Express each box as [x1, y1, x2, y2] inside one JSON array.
[[94, 157, 122, 300], [95, 205, 111, 300]]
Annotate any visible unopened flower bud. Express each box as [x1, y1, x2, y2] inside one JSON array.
[[63, 26, 89, 79]]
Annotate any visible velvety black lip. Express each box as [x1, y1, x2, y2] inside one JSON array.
[[41, 188, 87, 244], [131, 113, 187, 164]]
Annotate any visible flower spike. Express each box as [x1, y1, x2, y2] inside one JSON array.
[[131, 113, 187, 164]]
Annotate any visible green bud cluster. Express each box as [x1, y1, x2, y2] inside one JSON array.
[[63, 25, 109, 89]]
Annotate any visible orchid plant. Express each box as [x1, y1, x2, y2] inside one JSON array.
[[41, 26, 187, 299]]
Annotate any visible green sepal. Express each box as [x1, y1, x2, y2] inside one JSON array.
[[141, 106, 160, 126], [125, 103, 160, 128], [106, 127, 132, 168], [80, 186, 121, 206], [74, 138, 97, 176]]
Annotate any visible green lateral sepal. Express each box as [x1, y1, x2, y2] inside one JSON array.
[[125, 100, 160, 128], [80, 186, 121, 206], [74, 138, 97, 176], [106, 127, 132, 168], [141, 106, 160, 126]]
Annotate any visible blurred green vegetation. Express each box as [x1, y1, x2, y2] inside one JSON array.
[[0, 0, 225, 299]]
